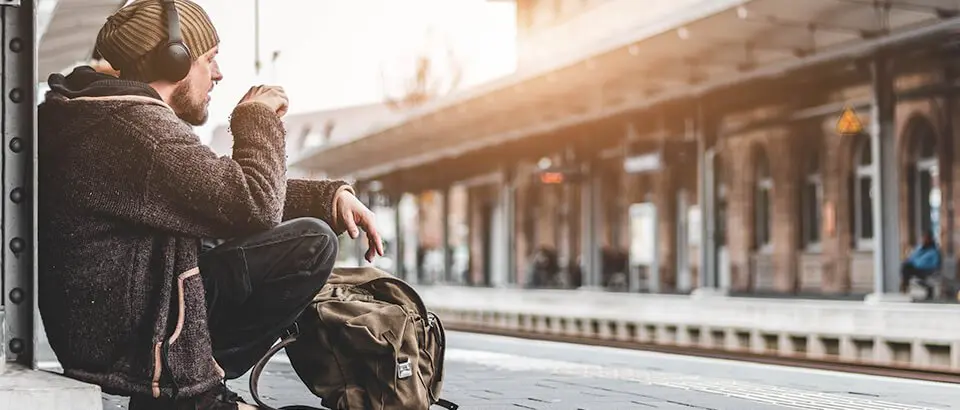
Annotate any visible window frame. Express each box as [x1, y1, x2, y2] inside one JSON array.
[[853, 136, 874, 251], [754, 152, 773, 253]]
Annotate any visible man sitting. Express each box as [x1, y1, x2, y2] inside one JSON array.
[[900, 230, 942, 300]]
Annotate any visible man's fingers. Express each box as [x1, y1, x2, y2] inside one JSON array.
[[371, 227, 384, 256], [367, 225, 384, 257], [342, 212, 359, 239]]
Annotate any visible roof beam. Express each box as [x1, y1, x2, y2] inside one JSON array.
[[835, 0, 960, 17], [735, 5, 890, 38]]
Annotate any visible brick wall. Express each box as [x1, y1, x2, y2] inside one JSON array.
[[404, 69, 959, 295]]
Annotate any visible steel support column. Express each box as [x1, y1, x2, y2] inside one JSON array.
[[441, 187, 451, 283], [393, 194, 405, 280], [2, 0, 36, 367], [500, 167, 517, 286], [869, 55, 902, 297], [943, 65, 956, 261], [580, 161, 602, 289], [697, 110, 717, 290]]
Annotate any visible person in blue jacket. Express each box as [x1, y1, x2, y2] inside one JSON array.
[[900, 230, 942, 299]]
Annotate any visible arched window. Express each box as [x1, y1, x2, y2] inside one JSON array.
[[801, 152, 823, 250], [853, 136, 874, 249], [754, 151, 772, 250], [907, 118, 940, 243]]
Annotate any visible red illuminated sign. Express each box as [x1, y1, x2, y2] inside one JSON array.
[[540, 172, 565, 184]]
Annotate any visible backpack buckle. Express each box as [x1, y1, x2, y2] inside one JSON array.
[[397, 358, 413, 379]]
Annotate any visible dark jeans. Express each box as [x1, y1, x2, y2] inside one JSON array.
[[900, 262, 935, 299], [200, 217, 338, 380]]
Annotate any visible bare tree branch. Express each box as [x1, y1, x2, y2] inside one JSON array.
[[380, 27, 465, 112]]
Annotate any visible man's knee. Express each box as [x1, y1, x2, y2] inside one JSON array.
[[283, 217, 338, 275], [281, 217, 336, 239]]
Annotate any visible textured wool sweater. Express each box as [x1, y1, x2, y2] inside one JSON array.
[[37, 66, 350, 399]]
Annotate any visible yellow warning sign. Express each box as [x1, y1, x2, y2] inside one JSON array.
[[836, 106, 864, 136]]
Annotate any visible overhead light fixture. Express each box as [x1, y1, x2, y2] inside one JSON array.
[[538, 157, 553, 170]]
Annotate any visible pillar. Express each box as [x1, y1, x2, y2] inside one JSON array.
[[580, 161, 602, 289], [394, 194, 405, 280], [769, 131, 801, 292], [698, 125, 717, 290], [3, 0, 36, 366], [868, 54, 904, 299], [944, 66, 959, 283], [726, 138, 754, 291], [468, 186, 485, 286], [821, 123, 853, 294], [513, 171, 533, 287], [560, 148, 580, 287], [654, 153, 676, 292], [500, 166, 517, 286], [441, 187, 451, 283]]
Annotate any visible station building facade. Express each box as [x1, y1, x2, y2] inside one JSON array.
[[289, 0, 960, 299]]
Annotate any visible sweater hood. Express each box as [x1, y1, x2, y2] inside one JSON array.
[[45, 65, 162, 100], [39, 66, 176, 143]]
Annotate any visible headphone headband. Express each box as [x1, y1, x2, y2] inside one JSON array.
[[162, 0, 182, 45]]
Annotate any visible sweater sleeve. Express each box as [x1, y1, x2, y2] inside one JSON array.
[[284, 179, 355, 234], [119, 102, 288, 238]]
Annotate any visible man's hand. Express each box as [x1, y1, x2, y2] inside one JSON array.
[[336, 191, 384, 262], [238, 85, 289, 117]]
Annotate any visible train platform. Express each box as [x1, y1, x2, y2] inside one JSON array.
[[90, 331, 960, 409], [418, 285, 960, 374], [28, 286, 960, 409]]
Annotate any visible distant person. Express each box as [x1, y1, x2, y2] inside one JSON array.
[[525, 246, 560, 288], [37, 1, 383, 409], [900, 230, 942, 299]]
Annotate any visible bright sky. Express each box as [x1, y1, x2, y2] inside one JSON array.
[[179, 0, 517, 142]]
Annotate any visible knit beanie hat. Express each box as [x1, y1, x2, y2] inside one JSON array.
[[95, 0, 219, 83]]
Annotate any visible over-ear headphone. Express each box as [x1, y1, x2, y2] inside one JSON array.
[[154, 0, 192, 82]]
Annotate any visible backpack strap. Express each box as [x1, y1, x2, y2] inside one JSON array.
[[435, 398, 459, 409], [249, 324, 323, 410]]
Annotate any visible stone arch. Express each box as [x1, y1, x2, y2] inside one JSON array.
[[899, 113, 941, 246]]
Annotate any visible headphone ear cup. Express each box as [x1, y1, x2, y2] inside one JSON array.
[[158, 42, 192, 83]]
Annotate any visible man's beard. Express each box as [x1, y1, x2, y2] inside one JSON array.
[[170, 80, 208, 126]]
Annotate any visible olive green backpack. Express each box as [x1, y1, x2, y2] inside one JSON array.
[[248, 266, 458, 410]]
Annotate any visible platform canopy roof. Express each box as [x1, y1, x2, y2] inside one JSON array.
[[291, 0, 960, 183], [37, 0, 126, 79]]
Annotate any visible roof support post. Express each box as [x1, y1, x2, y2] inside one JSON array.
[[866, 53, 906, 302], [696, 104, 718, 292], [579, 158, 602, 290], [501, 165, 517, 287], [441, 185, 452, 284], [393, 193, 406, 281], [2, 0, 36, 368]]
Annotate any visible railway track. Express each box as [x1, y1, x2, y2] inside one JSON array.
[[448, 322, 960, 385]]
